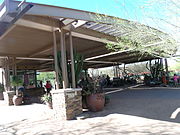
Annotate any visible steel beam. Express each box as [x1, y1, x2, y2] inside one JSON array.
[[8, 1, 115, 23], [16, 19, 54, 32], [16, 57, 53, 61], [71, 32, 116, 44], [85, 41, 164, 61], [84, 60, 119, 64]]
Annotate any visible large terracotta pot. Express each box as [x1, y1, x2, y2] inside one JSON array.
[[0, 92, 4, 100], [13, 95, 23, 106], [86, 93, 105, 112]]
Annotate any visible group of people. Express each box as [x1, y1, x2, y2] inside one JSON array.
[[78, 74, 111, 89], [44, 73, 179, 91], [98, 75, 111, 88], [162, 73, 179, 87]]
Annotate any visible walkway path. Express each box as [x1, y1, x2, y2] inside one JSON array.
[[1, 87, 180, 135]]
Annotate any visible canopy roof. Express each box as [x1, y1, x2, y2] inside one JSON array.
[[0, 0, 176, 71]]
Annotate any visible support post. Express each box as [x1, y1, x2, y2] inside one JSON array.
[[113, 66, 115, 77], [164, 58, 169, 81], [34, 70, 37, 88], [12, 57, 17, 91], [3, 57, 15, 105], [4, 66, 8, 91], [115, 65, 118, 77], [12, 57, 17, 75], [60, 30, 68, 89], [69, 31, 76, 88], [51, 30, 83, 120], [2, 70, 4, 85], [6, 57, 11, 91], [63, 31, 69, 86], [123, 64, 126, 77], [53, 30, 60, 89]]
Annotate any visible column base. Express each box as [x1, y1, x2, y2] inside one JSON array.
[[3, 91, 15, 106], [51, 88, 82, 120]]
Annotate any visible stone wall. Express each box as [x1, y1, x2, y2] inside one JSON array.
[[3, 91, 15, 105], [51, 88, 82, 120]]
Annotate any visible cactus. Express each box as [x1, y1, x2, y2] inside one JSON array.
[[57, 51, 84, 88], [146, 59, 165, 85]]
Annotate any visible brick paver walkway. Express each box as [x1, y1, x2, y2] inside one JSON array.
[[1, 87, 180, 135]]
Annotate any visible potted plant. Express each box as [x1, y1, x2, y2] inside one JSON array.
[[41, 94, 53, 109], [0, 83, 4, 100], [11, 75, 23, 105], [82, 79, 105, 112]]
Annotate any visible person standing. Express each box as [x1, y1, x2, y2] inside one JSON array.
[[45, 81, 52, 94], [173, 74, 179, 87], [106, 75, 110, 87], [162, 73, 167, 85]]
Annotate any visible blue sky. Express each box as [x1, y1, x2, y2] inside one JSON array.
[[0, 0, 151, 22], [23, 0, 147, 21]]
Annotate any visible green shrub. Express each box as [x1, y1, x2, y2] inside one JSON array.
[[41, 94, 52, 103]]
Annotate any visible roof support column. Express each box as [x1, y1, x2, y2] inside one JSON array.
[[34, 70, 37, 88], [12, 57, 17, 76], [4, 65, 7, 91], [113, 65, 118, 77], [4, 57, 11, 91], [69, 31, 76, 88], [12, 57, 17, 94], [60, 30, 68, 89], [63, 31, 69, 87], [113, 66, 116, 77], [123, 64, 126, 77], [53, 30, 60, 89], [115, 65, 118, 77], [2, 70, 4, 86], [7, 57, 11, 91], [164, 58, 169, 81]]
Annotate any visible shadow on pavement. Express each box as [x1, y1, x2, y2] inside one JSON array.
[[87, 87, 180, 123]]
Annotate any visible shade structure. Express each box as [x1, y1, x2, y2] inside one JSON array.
[[0, 0, 177, 71]]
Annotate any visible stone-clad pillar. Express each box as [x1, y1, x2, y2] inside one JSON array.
[[3, 91, 15, 105], [51, 88, 82, 120]]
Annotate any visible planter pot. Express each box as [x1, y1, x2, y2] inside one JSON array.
[[13, 95, 23, 106], [0, 92, 4, 100], [86, 93, 105, 112], [46, 101, 53, 109]]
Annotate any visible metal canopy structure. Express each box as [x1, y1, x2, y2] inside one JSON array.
[[0, 0, 175, 71]]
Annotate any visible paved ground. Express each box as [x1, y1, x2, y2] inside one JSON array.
[[1, 87, 180, 135]]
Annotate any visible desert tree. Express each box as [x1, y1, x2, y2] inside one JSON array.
[[93, 0, 179, 59]]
